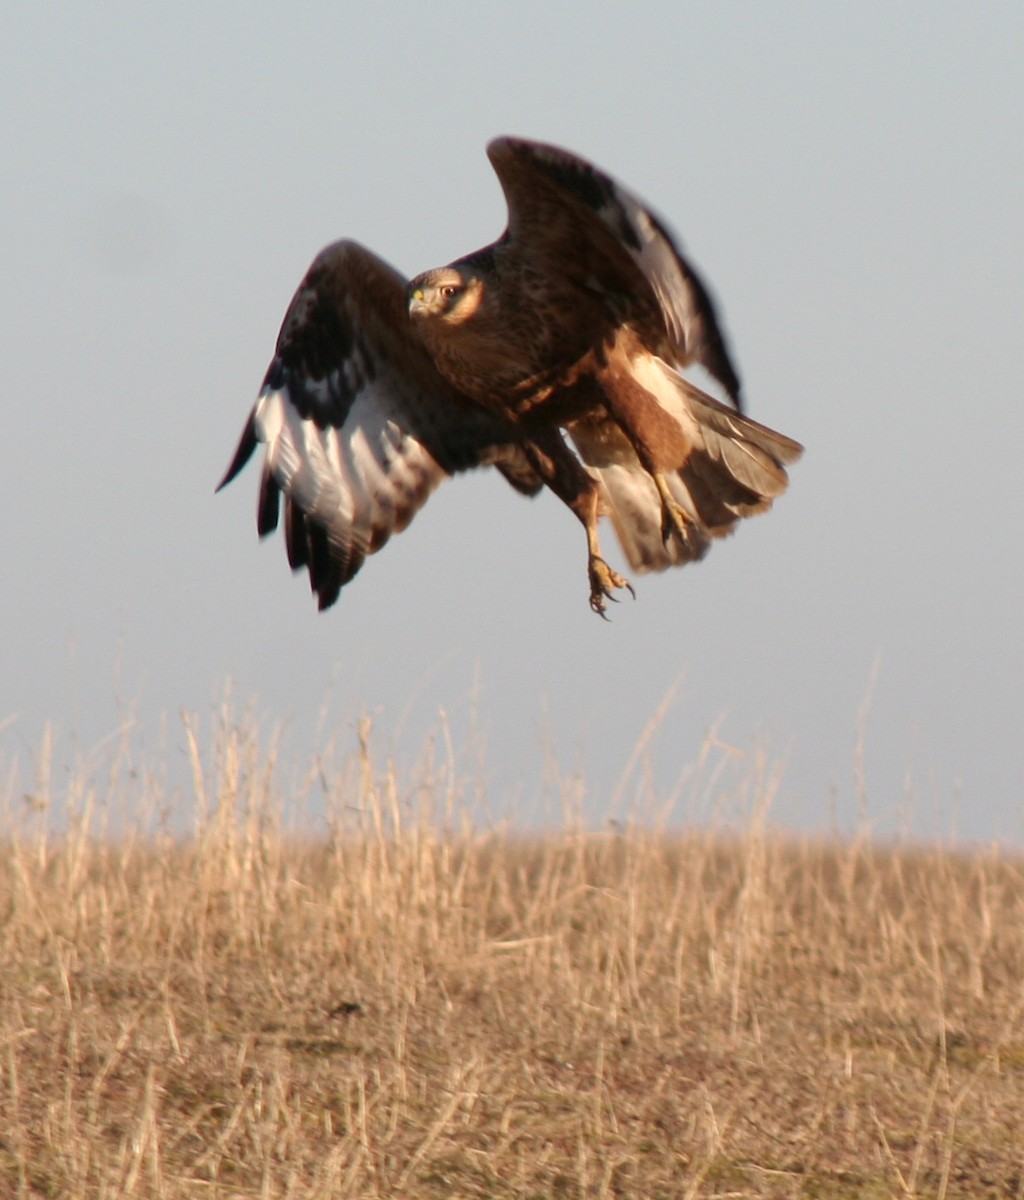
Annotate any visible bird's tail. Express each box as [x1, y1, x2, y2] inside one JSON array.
[[579, 372, 802, 574]]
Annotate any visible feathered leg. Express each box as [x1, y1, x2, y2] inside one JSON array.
[[590, 347, 710, 556], [574, 349, 802, 574], [522, 430, 634, 616]]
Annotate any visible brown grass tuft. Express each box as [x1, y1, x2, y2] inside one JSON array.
[[2, 706, 1024, 1198]]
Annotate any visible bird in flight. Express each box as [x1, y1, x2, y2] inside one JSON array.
[[219, 137, 801, 616]]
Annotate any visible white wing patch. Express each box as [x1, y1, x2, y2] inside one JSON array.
[[246, 373, 448, 607]]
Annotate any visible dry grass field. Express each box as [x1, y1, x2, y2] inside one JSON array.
[[3, 709, 1024, 1199]]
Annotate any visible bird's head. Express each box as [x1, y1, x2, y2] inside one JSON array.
[[407, 266, 485, 326]]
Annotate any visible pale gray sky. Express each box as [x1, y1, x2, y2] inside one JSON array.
[[3, 2, 1022, 840]]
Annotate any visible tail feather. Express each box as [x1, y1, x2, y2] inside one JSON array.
[[575, 371, 802, 574], [681, 377, 801, 499]]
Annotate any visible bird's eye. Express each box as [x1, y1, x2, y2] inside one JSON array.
[[439, 284, 459, 300]]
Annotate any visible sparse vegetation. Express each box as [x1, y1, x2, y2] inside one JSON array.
[[2, 706, 1024, 1198]]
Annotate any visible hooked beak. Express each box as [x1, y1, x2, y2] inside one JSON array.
[[408, 287, 430, 318]]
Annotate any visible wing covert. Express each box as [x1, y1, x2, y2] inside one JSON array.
[[487, 137, 743, 408]]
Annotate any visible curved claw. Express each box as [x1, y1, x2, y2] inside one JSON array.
[[588, 555, 635, 618]]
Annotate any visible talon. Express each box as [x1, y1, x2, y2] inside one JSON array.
[[654, 473, 700, 549], [588, 555, 634, 617], [660, 496, 692, 546]]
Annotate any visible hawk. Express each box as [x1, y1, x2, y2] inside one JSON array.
[[219, 137, 801, 615]]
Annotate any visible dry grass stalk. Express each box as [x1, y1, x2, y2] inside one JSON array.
[[2, 705, 1023, 1198]]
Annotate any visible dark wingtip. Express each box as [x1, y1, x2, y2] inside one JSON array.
[[257, 462, 281, 537], [715, 351, 743, 412], [731, 383, 746, 415], [316, 585, 340, 612], [216, 416, 259, 492], [486, 135, 514, 161]]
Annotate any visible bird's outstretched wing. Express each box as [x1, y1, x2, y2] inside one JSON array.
[[218, 240, 529, 609], [486, 137, 743, 408]]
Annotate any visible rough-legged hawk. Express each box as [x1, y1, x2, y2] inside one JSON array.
[[219, 137, 802, 615]]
